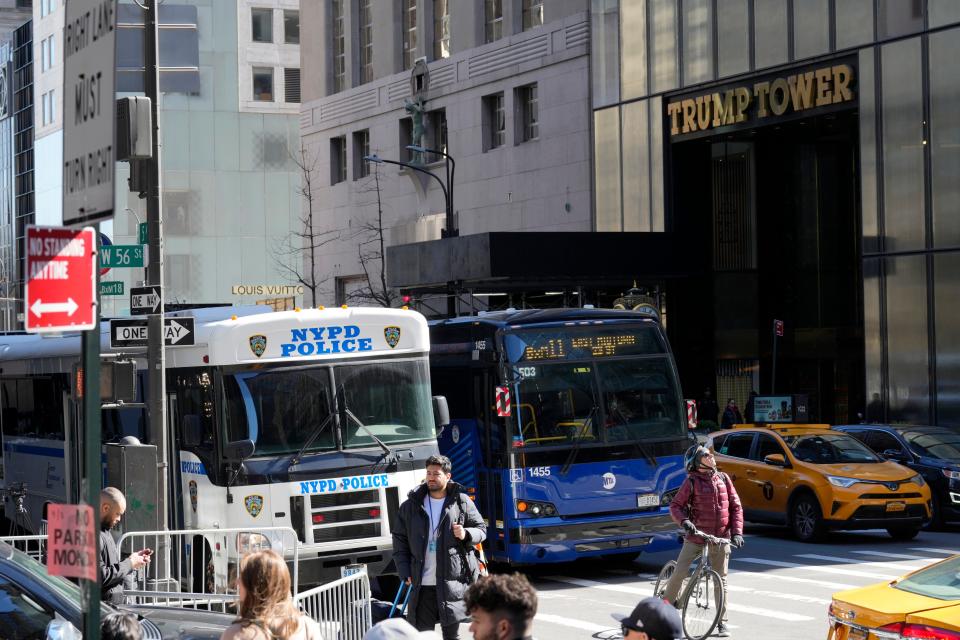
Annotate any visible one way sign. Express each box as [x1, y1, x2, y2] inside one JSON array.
[[110, 317, 195, 348], [130, 286, 161, 315]]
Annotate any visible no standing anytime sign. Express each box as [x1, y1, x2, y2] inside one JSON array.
[[63, 0, 117, 226], [25, 226, 97, 333]]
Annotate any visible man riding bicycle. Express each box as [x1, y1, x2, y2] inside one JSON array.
[[663, 445, 744, 638]]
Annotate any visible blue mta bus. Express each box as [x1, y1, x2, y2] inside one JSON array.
[[429, 308, 690, 565]]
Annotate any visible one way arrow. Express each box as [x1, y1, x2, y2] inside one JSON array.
[[30, 298, 78, 318], [164, 319, 192, 345]]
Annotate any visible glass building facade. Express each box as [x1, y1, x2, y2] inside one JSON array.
[[591, 0, 960, 425]]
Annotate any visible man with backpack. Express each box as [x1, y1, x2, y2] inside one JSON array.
[[663, 445, 744, 637], [393, 455, 487, 639]]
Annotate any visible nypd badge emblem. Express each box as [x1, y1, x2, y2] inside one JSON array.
[[244, 494, 264, 518], [249, 335, 267, 358], [384, 326, 401, 348]]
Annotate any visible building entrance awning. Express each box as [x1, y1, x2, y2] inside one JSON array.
[[386, 232, 692, 292]]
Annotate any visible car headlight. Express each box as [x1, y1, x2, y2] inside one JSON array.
[[516, 500, 557, 518], [909, 474, 926, 487], [827, 476, 859, 488], [237, 532, 272, 554], [942, 468, 960, 480]]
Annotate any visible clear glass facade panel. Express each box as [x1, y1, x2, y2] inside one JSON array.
[[930, 29, 960, 248], [682, 0, 712, 86], [649, 0, 677, 94], [885, 255, 930, 423], [620, 0, 646, 100], [929, 0, 960, 27], [754, 0, 788, 70], [621, 100, 650, 231], [859, 48, 879, 253], [716, 0, 749, 78], [594, 107, 622, 231], [862, 259, 883, 420], [878, 0, 925, 38], [835, 0, 873, 50], [649, 95, 665, 231], [591, 0, 620, 108], [935, 252, 960, 424], [881, 38, 925, 252], [793, 0, 829, 60]]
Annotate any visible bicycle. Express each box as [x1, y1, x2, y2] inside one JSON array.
[[652, 527, 731, 640]]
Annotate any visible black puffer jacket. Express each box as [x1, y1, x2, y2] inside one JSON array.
[[392, 481, 487, 626]]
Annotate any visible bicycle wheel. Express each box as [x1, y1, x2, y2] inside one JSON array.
[[680, 568, 724, 640], [653, 560, 677, 599]]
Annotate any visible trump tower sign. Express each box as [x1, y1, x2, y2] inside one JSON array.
[[25, 226, 97, 333]]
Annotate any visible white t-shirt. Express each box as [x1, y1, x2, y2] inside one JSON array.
[[421, 495, 445, 586]]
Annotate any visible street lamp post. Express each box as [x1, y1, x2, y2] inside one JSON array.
[[406, 145, 456, 238]]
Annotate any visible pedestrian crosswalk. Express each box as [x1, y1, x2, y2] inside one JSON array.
[[530, 542, 956, 640]]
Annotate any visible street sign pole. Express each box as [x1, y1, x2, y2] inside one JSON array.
[[81, 224, 101, 640]]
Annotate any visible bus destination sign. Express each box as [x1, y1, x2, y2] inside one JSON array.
[[510, 327, 664, 362]]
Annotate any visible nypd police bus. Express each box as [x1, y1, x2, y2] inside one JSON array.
[[0, 305, 441, 587]]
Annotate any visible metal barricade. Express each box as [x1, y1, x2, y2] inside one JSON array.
[[0, 534, 47, 562], [295, 567, 372, 640], [117, 526, 300, 613]]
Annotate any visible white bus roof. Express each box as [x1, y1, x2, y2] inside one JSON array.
[[0, 306, 429, 373]]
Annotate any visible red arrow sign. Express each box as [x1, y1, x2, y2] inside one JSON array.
[[25, 226, 97, 333]]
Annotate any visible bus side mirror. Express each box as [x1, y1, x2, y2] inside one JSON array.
[[182, 414, 203, 447], [433, 395, 450, 429], [224, 439, 255, 462]]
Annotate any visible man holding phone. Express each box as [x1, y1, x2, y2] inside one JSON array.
[[99, 487, 152, 604]]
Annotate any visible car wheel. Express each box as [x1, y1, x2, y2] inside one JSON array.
[[791, 494, 825, 542], [886, 525, 920, 541], [922, 499, 942, 531]]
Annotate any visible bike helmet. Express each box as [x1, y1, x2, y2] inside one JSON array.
[[684, 444, 711, 472]]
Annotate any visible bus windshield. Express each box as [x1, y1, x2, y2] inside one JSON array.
[[514, 358, 683, 447], [224, 359, 435, 455]]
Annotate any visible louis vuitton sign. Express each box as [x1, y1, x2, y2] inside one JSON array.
[[666, 61, 856, 139]]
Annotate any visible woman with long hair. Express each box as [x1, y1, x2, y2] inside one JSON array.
[[221, 550, 324, 640]]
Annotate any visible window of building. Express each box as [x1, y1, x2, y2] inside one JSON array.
[[482, 92, 505, 151], [428, 109, 447, 155], [252, 66, 273, 101], [516, 83, 538, 142], [284, 67, 300, 103], [522, 0, 544, 30], [330, 135, 347, 185], [41, 90, 54, 126], [400, 118, 413, 162], [40, 35, 54, 72], [40, 0, 55, 18], [251, 8, 273, 43], [485, 0, 503, 43], [403, 0, 417, 71], [433, 0, 450, 60], [359, 0, 373, 84], [332, 0, 346, 92], [353, 129, 370, 180], [283, 9, 299, 44]]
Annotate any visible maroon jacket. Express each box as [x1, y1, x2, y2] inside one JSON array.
[[669, 470, 743, 544]]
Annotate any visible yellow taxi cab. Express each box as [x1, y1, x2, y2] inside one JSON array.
[[828, 553, 960, 640], [707, 424, 932, 541]]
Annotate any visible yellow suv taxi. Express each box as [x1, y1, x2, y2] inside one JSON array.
[[708, 425, 932, 542]]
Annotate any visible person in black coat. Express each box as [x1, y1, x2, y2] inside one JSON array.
[[744, 391, 759, 423], [698, 389, 719, 426], [393, 455, 487, 640], [720, 399, 743, 429], [99, 487, 152, 605]]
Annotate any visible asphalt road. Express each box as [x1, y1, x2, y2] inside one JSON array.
[[441, 523, 960, 639]]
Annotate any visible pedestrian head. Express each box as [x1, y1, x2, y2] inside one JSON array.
[[612, 597, 683, 640], [100, 487, 126, 530], [684, 445, 715, 473], [363, 618, 439, 639], [425, 454, 453, 495], [465, 573, 538, 640], [236, 550, 299, 638], [101, 612, 142, 640], [727, 398, 737, 408]]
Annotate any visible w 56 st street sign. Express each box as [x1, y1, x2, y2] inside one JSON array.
[[25, 226, 97, 333]]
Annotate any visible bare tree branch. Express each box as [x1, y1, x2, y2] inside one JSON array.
[[348, 162, 398, 307]]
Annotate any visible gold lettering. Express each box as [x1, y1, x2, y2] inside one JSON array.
[[681, 99, 696, 133], [734, 87, 751, 123], [695, 95, 711, 131], [712, 91, 735, 127], [667, 101, 682, 135], [788, 71, 816, 111], [815, 67, 832, 106], [832, 64, 853, 103], [769, 78, 789, 116], [754, 81, 771, 117]]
